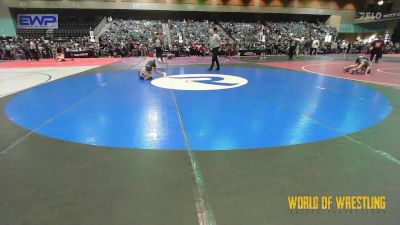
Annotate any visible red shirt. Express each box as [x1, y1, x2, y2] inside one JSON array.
[[371, 40, 385, 50]]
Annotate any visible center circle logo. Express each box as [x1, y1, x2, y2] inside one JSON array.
[[151, 74, 248, 90]]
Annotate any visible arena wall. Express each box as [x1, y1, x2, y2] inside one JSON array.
[[0, 0, 16, 36], [2, 0, 387, 38], [392, 0, 400, 11], [2, 0, 362, 22]]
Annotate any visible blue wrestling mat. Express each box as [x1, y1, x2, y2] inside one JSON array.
[[4, 66, 392, 150]]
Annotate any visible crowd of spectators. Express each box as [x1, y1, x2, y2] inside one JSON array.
[[0, 36, 104, 60], [220, 21, 400, 56], [219, 21, 337, 54], [220, 22, 261, 49], [168, 20, 233, 56], [262, 21, 336, 54], [274, 38, 400, 56], [1, 19, 400, 61], [99, 19, 163, 57]]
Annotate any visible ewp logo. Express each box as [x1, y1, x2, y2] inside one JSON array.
[[17, 14, 58, 29], [151, 74, 248, 90]]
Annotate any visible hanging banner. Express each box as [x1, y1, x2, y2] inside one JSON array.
[[358, 11, 400, 20], [18, 14, 58, 29], [382, 12, 400, 19]]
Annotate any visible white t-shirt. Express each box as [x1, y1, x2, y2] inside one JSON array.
[[155, 39, 161, 48], [312, 40, 319, 48], [210, 33, 221, 49], [30, 41, 36, 50]]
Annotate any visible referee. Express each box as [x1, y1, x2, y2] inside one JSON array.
[[154, 33, 164, 63], [208, 27, 221, 71], [370, 36, 385, 63]]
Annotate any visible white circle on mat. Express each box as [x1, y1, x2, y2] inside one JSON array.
[[151, 74, 248, 91]]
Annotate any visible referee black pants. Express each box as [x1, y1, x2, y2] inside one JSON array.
[[370, 49, 382, 63], [209, 47, 220, 70], [155, 47, 163, 62], [288, 46, 296, 59]]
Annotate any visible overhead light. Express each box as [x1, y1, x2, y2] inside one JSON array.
[[377, 0, 384, 6]]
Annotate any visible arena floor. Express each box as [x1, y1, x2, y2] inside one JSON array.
[[0, 54, 400, 225]]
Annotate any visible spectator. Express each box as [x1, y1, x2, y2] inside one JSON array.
[[331, 41, 338, 54], [288, 37, 298, 59], [311, 39, 319, 55]]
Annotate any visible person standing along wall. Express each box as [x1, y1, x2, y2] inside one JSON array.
[[304, 38, 311, 55], [29, 40, 39, 61], [288, 37, 298, 59], [311, 39, 319, 55], [331, 41, 338, 54]]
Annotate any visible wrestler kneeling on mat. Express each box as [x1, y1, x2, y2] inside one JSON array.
[[55, 52, 66, 62], [138, 59, 166, 80], [343, 55, 372, 75], [55, 45, 66, 62]]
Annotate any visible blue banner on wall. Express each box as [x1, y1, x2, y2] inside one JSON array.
[[17, 14, 58, 29]]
